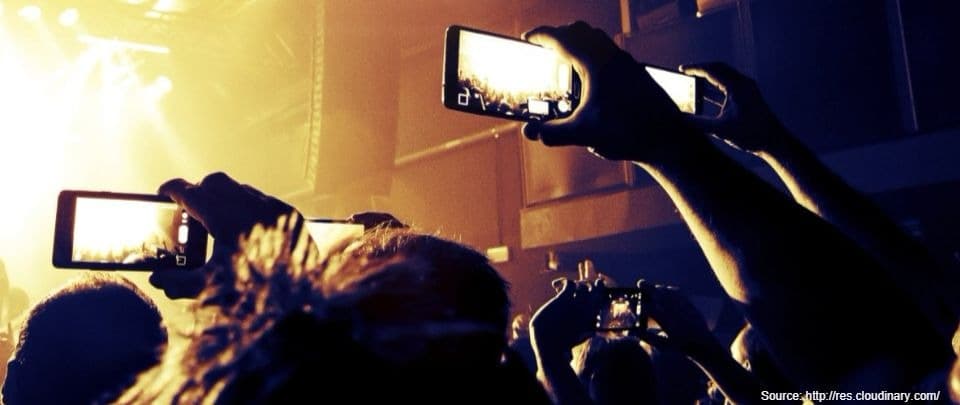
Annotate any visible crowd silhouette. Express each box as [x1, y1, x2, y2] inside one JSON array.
[[0, 21, 957, 404]]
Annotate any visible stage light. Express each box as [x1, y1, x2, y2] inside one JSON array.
[[77, 34, 170, 54], [59, 8, 79, 27], [18, 5, 42, 22], [155, 75, 172, 93], [152, 0, 177, 12]]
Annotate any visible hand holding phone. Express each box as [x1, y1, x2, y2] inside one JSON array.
[[638, 282, 716, 355], [443, 25, 702, 123], [53, 191, 208, 271], [443, 25, 582, 122]]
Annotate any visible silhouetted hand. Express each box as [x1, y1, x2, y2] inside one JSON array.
[[149, 172, 299, 300], [520, 21, 692, 162], [347, 212, 407, 230], [680, 62, 788, 155], [530, 278, 605, 358], [639, 281, 720, 358]]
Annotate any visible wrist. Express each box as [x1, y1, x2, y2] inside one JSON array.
[[634, 127, 719, 170], [754, 125, 806, 160]]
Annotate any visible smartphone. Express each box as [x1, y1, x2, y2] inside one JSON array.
[[53, 190, 208, 270], [644, 64, 702, 114], [596, 287, 646, 332], [443, 25, 702, 120], [304, 219, 365, 255], [443, 25, 581, 122]]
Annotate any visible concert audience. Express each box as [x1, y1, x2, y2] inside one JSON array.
[[2, 274, 166, 404], [118, 173, 549, 403], [522, 20, 956, 400], [6, 17, 954, 404]]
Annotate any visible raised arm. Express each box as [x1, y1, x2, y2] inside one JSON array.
[[529, 278, 602, 405], [681, 63, 960, 339], [521, 22, 951, 390], [640, 283, 768, 405]]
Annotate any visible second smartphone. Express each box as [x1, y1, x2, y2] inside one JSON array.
[[442, 25, 701, 122]]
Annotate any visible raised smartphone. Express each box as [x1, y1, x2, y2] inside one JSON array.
[[53, 190, 208, 270]]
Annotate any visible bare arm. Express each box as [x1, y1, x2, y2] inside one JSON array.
[[529, 278, 598, 405], [642, 284, 768, 405], [522, 22, 951, 390], [682, 63, 960, 339]]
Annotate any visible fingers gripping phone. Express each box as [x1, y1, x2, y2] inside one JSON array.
[[596, 287, 647, 332], [442, 25, 701, 121], [53, 191, 208, 270]]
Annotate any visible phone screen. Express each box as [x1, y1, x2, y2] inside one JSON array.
[[597, 288, 645, 332], [644, 65, 700, 114], [304, 220, 365, 256], [443, 26, 580, 121], [53, 191, 208, 270]]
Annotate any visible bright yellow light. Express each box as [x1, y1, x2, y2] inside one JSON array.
[[458, 30, 571, 100], [152, 0, 177, 12], [72, 198, 176, 264], [154, 75, 172, 93], [59, 8, 79, 27], [18, 5, 42, 22], [77, 34, 170, 54], [0, 20, 179, 292]]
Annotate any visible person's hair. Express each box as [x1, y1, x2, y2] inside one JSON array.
[[319, 226, 511, 367], [121, 219, 525, 404], [2, 273, 167, 404], [573, 336, 658, 405]]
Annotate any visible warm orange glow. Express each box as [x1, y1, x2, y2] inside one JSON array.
[[0, 1, 314, 329], [72, 198, 178, 264], [0, 13, 183, 295]]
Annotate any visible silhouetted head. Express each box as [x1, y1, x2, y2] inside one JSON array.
[[319, 227, 511, 369], [2, 273, 166, 404], [122, 223, 539, 404], [573, 336, 658, 405]]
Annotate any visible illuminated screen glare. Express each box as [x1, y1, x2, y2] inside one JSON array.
[[455, 30, 575, 119], [645, 67, 698, 114], [73, 198, 187, 266], [304, 221, 365, 256]]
